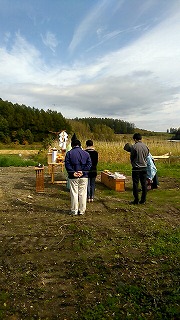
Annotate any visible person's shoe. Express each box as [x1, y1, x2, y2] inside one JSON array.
[[70, 211, 78, 215], [90, 198, 94, 202], [79, 211, 85, 215], [87, 198, 90, 203], [129, 200, 139, 205], [139, 200, 146, 204]]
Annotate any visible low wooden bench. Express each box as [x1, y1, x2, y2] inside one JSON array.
[[152, 152, 171, 163]]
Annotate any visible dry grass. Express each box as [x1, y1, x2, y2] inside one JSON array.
[[1, 136, 179, 165], [0, 149, 38, 155], [81, 138, 180, 164]]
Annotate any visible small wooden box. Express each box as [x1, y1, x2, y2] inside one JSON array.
[[101, 172, 125, 192]]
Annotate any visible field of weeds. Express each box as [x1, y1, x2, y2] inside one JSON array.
[[94, 137, 180, 164]]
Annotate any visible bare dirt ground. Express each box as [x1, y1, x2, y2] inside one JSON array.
[[0, 166, 118, 319], [0, 166, 179, 319]]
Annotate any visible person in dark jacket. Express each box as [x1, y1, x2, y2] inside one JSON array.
[[130, 133, 149, 204], [85, 140, 98, 202], [124, 142, 159, 193], [65, 133, 78, 190], [65, 139, 92, 215]]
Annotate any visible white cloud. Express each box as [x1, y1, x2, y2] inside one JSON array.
[[4, 31, 11, 43], [0, 1, 180, 131], [41, 31, 58, 52], [68, 0, 112, 54]]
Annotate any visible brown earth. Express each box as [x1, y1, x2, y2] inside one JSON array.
[[0, 166, 179, 319]]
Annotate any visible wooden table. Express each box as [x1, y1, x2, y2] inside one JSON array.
[[48, 162, 65, 184]]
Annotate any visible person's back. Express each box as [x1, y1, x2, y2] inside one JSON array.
[[86, 140, 98, 178], [65, 141, 91, 179], [130, 140, 149, 168], [130, 133, 149, 205], [85, 140, 98, 202], [65, 139, 92, 215]]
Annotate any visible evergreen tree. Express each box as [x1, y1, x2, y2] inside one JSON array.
[[0, 98, 72, 144]]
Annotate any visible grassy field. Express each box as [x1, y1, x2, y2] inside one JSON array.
[[0, 139, 179, 319], [0, 135, 180, 166], [94, 138, 180, 164]]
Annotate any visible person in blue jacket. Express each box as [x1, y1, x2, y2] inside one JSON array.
[[146, 153, 159, 189], [65, 139, 92, 215]]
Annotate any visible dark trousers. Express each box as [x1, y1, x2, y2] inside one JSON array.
[[87, 177, 96, 199], [132, 168, 147, 203], [152, 174, 159, 189]]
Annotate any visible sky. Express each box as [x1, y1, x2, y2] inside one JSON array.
[[0, 0, 180, 132]]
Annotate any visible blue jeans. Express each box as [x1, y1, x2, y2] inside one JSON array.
[[87, 177, 96, 199]]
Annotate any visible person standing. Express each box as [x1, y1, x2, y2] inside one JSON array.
[[65, 139, 92, 215], [85, 140, 98, 202], [124, 141, 158, 195], [146, 153, 158, 190], [59, 130, 68, 151], [130, 133, 149, 204], [65, 133, 78, 190]]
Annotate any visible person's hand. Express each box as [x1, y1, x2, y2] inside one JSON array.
[[74, 171, 83, 177], [77, 171, 83, 177], [73, 172, 79, 177]]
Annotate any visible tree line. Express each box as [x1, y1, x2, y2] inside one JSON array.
[[0, 98, 71, 144], [167, 127, 180, 140], [74, 117, 135, 134], [0, 98, 166, 145], [173, 129, 180, 140]]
